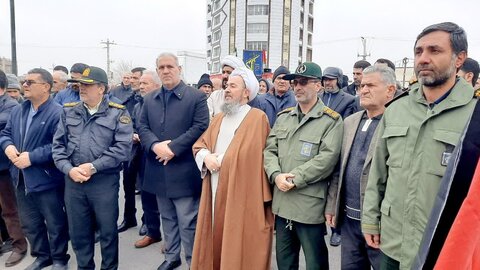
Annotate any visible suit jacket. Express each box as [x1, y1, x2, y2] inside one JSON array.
[[319, 89, 356, 119], [138, 81, 209, 198], [325, 110, 380, 226]]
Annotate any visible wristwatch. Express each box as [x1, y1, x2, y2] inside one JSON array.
[[90, 164, 97, 175]]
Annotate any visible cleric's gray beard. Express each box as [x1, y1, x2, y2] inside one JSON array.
[[221, 100, 241, 115]]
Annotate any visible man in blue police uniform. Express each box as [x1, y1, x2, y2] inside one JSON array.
[[0, 68, 70, 270], [53, 66, 133, 270], [138, 53, 209, 270], [53, 63, 88, 105]]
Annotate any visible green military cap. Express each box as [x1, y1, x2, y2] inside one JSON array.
[[283, 62, 322, 80], [68, 66, 108, 85]]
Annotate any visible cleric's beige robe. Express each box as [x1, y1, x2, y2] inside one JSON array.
[[191, 108, 274, 270]]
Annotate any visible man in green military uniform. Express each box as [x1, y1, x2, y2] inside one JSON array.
[[362, 22, 477, 270], [264, 62, 343, 270]]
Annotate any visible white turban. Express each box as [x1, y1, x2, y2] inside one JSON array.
[[221, 55, 246, 69], [230, 67, 259, 101]]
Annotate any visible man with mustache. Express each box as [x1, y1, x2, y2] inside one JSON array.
[[362, 22, 477, 269]]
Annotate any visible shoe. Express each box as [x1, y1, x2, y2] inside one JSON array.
[[24, 258, 53, 270], [117, 220, 137, 233], [135, 236, 160, 248], [139, 224, 148, 236], [51, 262, 68, 270], [0, 239, 13, 254], [157, 260, 181, 270], [330, 232, 342, 246], [5, 250, 26, 267]]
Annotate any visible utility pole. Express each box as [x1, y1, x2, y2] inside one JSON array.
[[101, 39, 116, 80], [357, 36, 370, 60], [10, 0, 17, 75]]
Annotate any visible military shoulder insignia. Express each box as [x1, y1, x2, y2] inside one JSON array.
[[474, 89, 480, 99], [108, 101, 125, 109], [63, 102, 79, 107], [385, 89, 409, 107], [277, 107, 295, 116], [119, 115, 131, 124], [323, 107, 340, 120]]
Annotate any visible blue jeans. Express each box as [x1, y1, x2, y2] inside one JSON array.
[[16, 176, 69, 264], [65, 173, 119, 270], [341, 216, 381, 270]]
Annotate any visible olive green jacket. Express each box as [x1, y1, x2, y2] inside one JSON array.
[[264, 99, 343, 224], [361, 78, 477, 269]]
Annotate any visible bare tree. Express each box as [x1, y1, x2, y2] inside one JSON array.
[[111, 60, 133, 86]]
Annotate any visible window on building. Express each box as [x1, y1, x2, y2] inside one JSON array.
[[309, 2, 314, 14], [308, 17, 314, 32], [247, 23, 268, 33], [213, 46, 220, 57], [301, 0, 305, 7], [207, 20, 211, 28], [207, 4, 211, 13], [207, 35, 212, 43], [213, 30, 221, 42], [300, 29, 304, 41], [307, 48, 312, 61], [246, 41, 268, 51], [212, 61, 220, 73], [299, 45, 303, 58], [213, 0, 221, 11], [300, 11, 304, 24], [308, 34, 312, 46], [247, 5, 269, 15], [213, 14, 221, 26], [207, 50, 211, 57]]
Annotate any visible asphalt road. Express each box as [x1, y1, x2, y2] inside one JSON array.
[[1, 181, 341, 270]]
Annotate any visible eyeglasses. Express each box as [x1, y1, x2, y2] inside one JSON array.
[[23, 80, 46, 86], [291, 78, 319, 86]]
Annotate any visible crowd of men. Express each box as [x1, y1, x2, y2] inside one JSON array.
[[0, 21, 479, 270]]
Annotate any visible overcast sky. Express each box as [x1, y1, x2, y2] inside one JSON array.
[[1, 0, 479, 80]]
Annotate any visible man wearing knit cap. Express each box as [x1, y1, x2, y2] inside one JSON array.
[[207, 55, 246, 118], [192, 66, 273, 270], [197, 74, 213, 97], [6, 74, 24, 104], [256, 66, 296, 127], [320, 66, 356, 119]]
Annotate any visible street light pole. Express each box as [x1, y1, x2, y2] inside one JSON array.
[[10, 0, 17, 75]]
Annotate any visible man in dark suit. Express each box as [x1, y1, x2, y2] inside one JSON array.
[[325, 65, 397, 269], [138, 53, 209, 270], [320, 67, 356, 119]]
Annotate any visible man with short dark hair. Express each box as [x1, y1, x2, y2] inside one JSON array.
[[0, 68, 70, 270], [53, 66, 133, 269], [54, 63, 88, 105], [458, 58, 480, 87], [344, 60, 371, 96], [374, 58, 396, 71], [0, 70, 27, 268], [53, 65, 69, 75], [111, 67, 146, 233], [362, 22, 477, 269]]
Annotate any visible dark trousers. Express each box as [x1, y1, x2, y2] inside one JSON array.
[[380, 253, 400, 270], [141, 190, 161, 240], [65, 173, 119, 270], [157, 196, 199, 266], [16, 176, 69, 264], [0, 171, 27, 252], [0, 208, 9, 241], [122, 154, 140, 222], [341, 216, 381, 270], [275, 216, 329, 270]]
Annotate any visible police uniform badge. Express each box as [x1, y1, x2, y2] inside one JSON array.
[[119, 115, 131, 124], [300, 142, 313, 157]]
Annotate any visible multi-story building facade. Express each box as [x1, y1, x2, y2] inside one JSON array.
[[206, 0, 315, 74]]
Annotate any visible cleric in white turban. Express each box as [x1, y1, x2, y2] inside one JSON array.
[[192, 66, 274, 270]]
